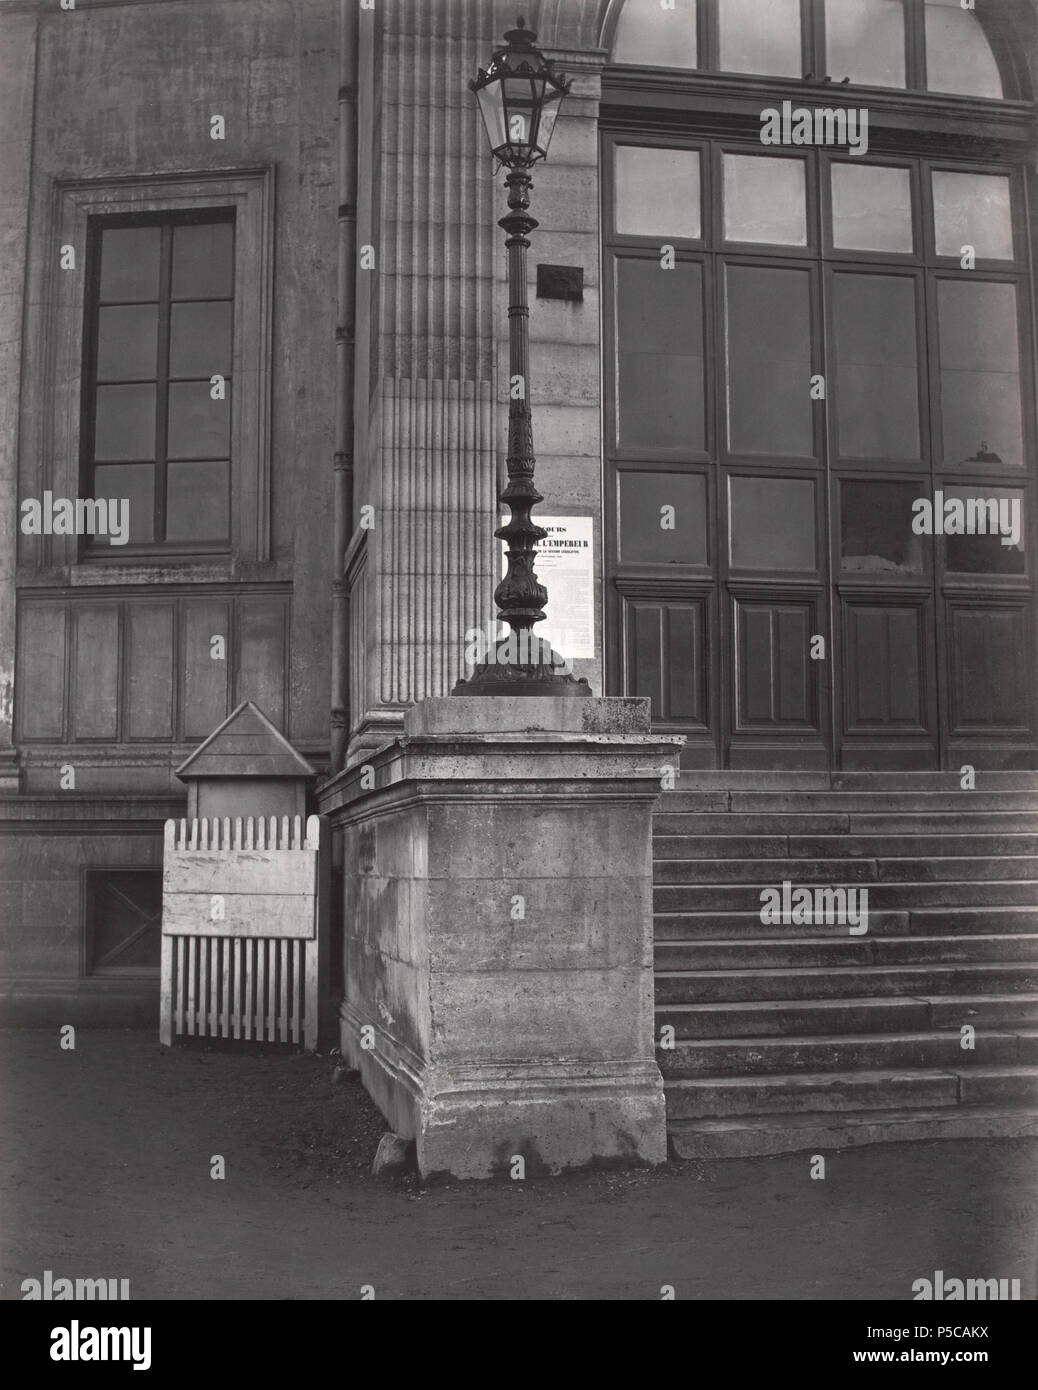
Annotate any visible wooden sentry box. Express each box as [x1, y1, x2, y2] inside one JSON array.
[[160, 813, 328, 1051]]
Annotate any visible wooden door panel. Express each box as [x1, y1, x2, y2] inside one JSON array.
[[842, 597, 931, 734], [946, 602, 1031, 735], [733, 598, 819, 731], [623, 594, 709, 729]]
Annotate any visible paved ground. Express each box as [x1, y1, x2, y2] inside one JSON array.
[[1, 1029, 1035, 1301]]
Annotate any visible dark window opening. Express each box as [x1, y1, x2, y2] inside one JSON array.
[[85, 870, 163, 975], [81, 211, 235, 555]]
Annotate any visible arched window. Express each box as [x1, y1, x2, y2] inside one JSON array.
[[610, 0, 1009, 98]]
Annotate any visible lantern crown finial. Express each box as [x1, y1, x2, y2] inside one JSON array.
[[505, 16, 534, 45]]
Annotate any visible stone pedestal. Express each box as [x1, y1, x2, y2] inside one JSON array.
[[317, 695, 683, 1179]]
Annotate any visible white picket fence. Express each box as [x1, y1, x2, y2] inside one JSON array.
[[160, 814, 325, 1050]]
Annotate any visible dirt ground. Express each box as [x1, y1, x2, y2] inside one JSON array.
[[1, 1029, 1035, 1301]]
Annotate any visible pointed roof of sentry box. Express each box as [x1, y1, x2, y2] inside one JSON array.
[[175, 701, 316, 782]]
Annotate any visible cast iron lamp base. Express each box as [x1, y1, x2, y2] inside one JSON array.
[[452, 633, 592, 697]]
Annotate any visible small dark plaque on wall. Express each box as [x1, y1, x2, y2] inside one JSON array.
[[537, 264, 584, 301]]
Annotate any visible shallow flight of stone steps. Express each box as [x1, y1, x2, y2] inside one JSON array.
[[667, 1103, 1038, 1159], [657, 1029, 1027, 1078], [655, 993, 1038, 1038], [655, 878, 1038, 911], [654, 933, 1038, 972], [655, 962, 1038, 1005]]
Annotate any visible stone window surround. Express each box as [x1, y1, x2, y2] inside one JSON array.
[[23, 167, 274, 580]]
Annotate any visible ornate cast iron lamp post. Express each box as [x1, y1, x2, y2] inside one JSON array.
[[453, 17, 591, 697]]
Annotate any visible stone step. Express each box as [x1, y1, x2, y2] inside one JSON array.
[[664, 772, 1038, 792], [930, 993, 1038, 1027], [654, 811, 1038, 836], [958, 1067, 1038, 1106], [654, 854, 1038, 884], [910, 905, 1038, 933], [667, 1104, 1038, 1159], [655, 993, 1038, 1038], [661, 791, 1038, 813], [654, 933, 1038, 972], [655, 908, 911, 939], [654, 905, 1038, 939], [658, 1030, 1025, 1078], [666, 1066, 1038, 1120], [665, 1069, 960, 1119], [656, 855, 877, 883], [655, 962, 1038, 1005], [655, 879, 1038, 911], [653, 833, 1038, 860]]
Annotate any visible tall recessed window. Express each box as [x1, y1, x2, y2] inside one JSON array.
[[613, 0, 697, 68], [825, 0, 906, 89], [84, 213, 235, 550], [718, 0, 802, 77]]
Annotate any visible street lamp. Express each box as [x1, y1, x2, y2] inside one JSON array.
[[453, 17, 591, 698]]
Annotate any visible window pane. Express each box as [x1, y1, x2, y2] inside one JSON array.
[[94, 384, 156, 461], [171, 222, 234, 300], [96, 305, 158, 382], [617, 258, 704, 451], [826, 0, 906, 88], [724, 155, 806, 245], [167, 381, 231, 459], [943, 488, 1025, 574], [938, 281, 1022, 466], [925, 0, 1003, 99], [730, 476, 816, 570], [831, 163, 912, 253], [619, 471, 707, 564], [833, 273, 919, 458], [92, 464, 155, 544], [166, 461, 230, 542], [614, 146, 700, 238], [99, 227, 161, 303], [170, 302, 233, 378], [719, 0, 801, 77], [932, 172, 1013, 261], [726, 265, 813, 456], [613, 0, 696, 68], [841, 480, 924, 572]]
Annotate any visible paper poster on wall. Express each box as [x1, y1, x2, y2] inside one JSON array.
[[499, 515, 595, 660]]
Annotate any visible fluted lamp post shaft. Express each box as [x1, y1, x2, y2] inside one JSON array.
[[453, 17, 591, 698]]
